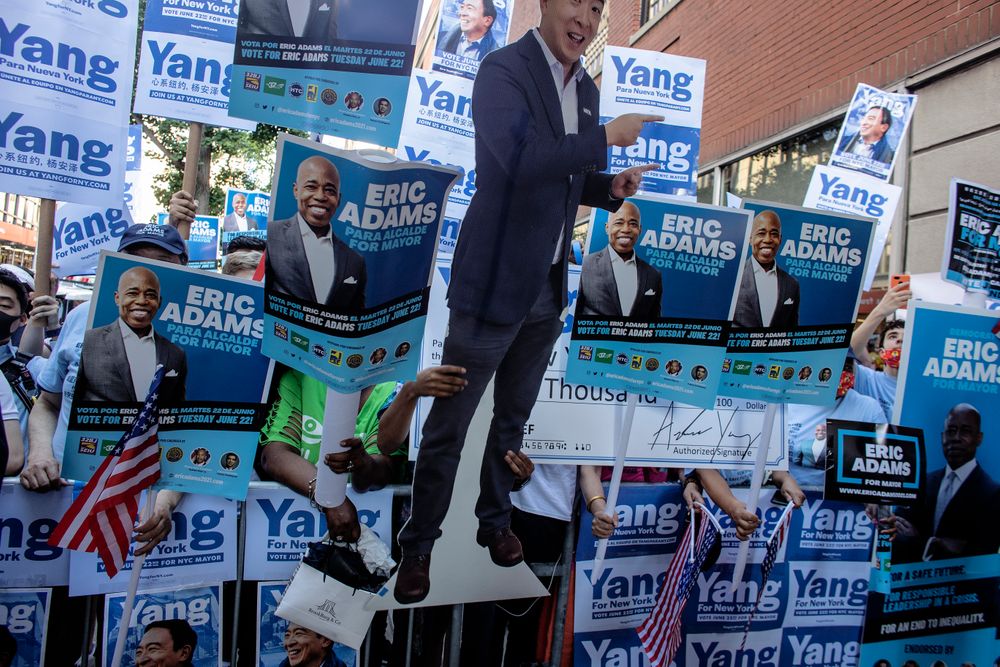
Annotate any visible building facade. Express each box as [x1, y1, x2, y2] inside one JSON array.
[[0, 192, 39, 268]]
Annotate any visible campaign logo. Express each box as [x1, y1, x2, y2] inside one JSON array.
[[306, 84, 318, 102], [289, 83, 304, 98], [346, 354, 363, 368], [733, 360, 753, 375], [753, 364, 766, 376], [291, 332, 309, 352], [321, 88, 337, 105], [722, 358, 732, 372], [768, 365, 781, 379], [100, 439, 116, 456], [595, 348, 613, 364], [78, 437, 98, 455], [264, 76, 286, 96], [312, 344, 325, 358], [645, 358, 659, 371], [243, 71, 261, 91], [274, 323, 289, 341], [328, 349, 343, 366], [165, 447, 183, 463], [615, 353, 629, 366], [630, 355, 643, 370], [782, 366, 794, 380], [578, 346, 593, 361]]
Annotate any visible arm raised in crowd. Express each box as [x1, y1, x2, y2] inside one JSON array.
[[850, 281, 911, 367]]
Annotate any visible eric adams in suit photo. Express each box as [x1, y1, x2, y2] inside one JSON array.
[[732, 209, 799, 328], [76, 266, 187, 404], [265, 155, 367, 313], [239, 0, 338, 41], [577, 200, 662, 319]]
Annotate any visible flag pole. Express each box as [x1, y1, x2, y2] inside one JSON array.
[[730, 402, 778, 591], [591, 392, 638, 581], [110, 487, 158, 667]]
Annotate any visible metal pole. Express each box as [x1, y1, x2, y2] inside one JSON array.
[[405, 609, 414, 667], [547, 517, 577, 667], [447, 604, 463, 667], [229, 500, 247, 666]]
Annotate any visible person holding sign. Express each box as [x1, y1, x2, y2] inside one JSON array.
[[266, 156, 367, 313], [837, 106, 895, 166], [577, 200, 662, 319], [394, 0, 663, 604], [850, 280, 911, 421], [733, 210, 800, 328], [75, 267, 187, 404], [884, 403, 1000, 562]]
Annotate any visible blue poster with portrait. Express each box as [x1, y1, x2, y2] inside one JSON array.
[[229, 0, 422, 146], [103, 584, 222, 667], [432, 0, 516, 80], [601, 119, 700, 199], [158, 213, 221, 270], [828, 83, 917, 182], [566, 196, 751, 408], [719, 200, 874, 406], [262, 135, 459, 392], [61, 253, 272, 499], [256, 582, 357, 667], [0, 589, 50, 667], [222, 187, 271, 247]]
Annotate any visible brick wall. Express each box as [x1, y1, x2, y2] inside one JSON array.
[[599, 0, 1000, 164]]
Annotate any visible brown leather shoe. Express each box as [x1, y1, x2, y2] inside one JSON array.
[[394, 554, 431, 604], [476, 526, 524, 567]]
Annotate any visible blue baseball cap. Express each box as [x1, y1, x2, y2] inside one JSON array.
[[118, 223, 187, 257]]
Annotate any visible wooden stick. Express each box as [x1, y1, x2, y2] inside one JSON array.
[[34, 199, 56, 295]]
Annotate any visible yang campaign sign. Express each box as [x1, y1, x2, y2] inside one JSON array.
[[52, 203, 134, 277], [0, 481, 72, 588], [803, 164, 900, 289], [941, 178, 999, 300], [829, 83, 916, 182], [0, 589, 49, 667], [229, 0, 422, 145], [257, 582, 358, 667], [432, 0, 516, 80], [68, 492, 236, 596], [574, 485, 874, 667], [600, 47, 705, 198], [860, 302, 1000, 666], [125, 124, 143, 217], [566, 197, 751, 408], [134, 0, 256, 130], [262, 135, 459, 391], [396, 69, 477, 254], [62, 253, 271, 499], [0, 0, 138, 205], [243, 483, 392, 581], [720, 200, 875, 405], [416, 258, 788, 472], [103, 584, 222, 667]]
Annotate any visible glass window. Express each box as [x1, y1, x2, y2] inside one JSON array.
[[722, 122, 840, 205], [696, 171, 714, 205]]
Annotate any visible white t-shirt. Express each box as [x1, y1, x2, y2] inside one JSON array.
[[511, 463, 577, 521], [0, 373, 17, 421]]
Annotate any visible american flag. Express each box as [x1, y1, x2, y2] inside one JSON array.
[[636, 505, 720, 667], [49, 367, 165, 578], [739, 502, 795, 648]]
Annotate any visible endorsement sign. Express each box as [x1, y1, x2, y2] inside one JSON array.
[[229, 0, 422, 145], [415, 258, 787, 471], [63, 253, 271, 499], [257, 581, 358, 667], [396, 69, 477, 254], [940, 178, 999, 300], [599, 46, 705, 199], [134, 0, 256, 129], [824, 419, 925, 505], [262, 135, 459, 391], [103, 584, 223, 667], [68, 492, 236, 596], [0, 588, 50, 667], [720, 200, 874, 405], [0, 0, 138, 204], [222, 187, 270, 250], [566, 197, 751, 408]]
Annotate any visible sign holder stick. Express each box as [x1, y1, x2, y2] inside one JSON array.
[[315, 388, 361, 509], [591, 392, 638, 580], [730, 401, 778, 590], [178, 122, 204, 240], [34, 199, 56, 294], [110, 487, 158, 667]]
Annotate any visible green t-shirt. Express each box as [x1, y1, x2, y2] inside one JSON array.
[[260, 368, 405, 466]]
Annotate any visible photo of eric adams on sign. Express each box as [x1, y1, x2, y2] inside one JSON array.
[[262, 135, 460, 391]]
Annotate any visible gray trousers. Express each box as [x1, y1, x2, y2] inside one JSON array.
[[397, 274, 563, 555]]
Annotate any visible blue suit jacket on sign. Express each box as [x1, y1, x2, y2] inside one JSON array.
[[447, 32, 621, 326], [266, 216, 367, 313], [732, 259, 800, 328], [239, 0, 338, 41], [577, 246, 662, 319], [438, 25, 499, 60], [838, 132, 895, 165]]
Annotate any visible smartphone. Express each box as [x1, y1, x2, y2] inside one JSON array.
[[890, 274, 910, 309]]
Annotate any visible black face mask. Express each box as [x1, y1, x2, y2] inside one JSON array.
[[0, 311, 20, 340]]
